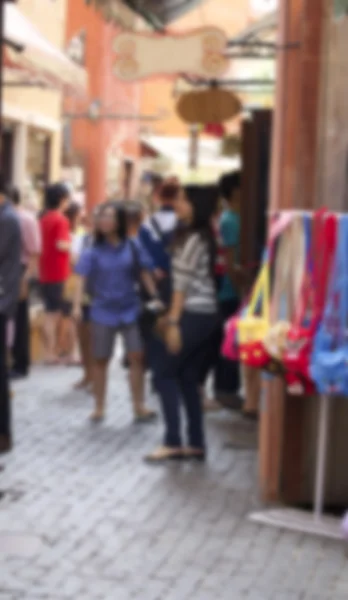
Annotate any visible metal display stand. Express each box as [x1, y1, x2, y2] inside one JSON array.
[[249, 394, 342, 540]]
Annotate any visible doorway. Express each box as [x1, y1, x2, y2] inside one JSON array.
[[240, 109, 273, 274]]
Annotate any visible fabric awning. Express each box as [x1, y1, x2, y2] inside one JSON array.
[[141, 134, 241, 170], [4, 4, 87, 94], [140, 134, 241, 184], [87, 0, 206, 29], [121, 0, 206, 27]]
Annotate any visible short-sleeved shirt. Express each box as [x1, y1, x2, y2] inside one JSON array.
[[75, 239, 152, 327], [17, 207, 41, 265], [218, 210, 240, 302], [39, 211, 71, 283]]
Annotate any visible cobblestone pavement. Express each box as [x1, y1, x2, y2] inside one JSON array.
[[0, 361, 347, 600]]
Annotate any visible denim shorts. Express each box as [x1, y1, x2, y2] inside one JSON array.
[[91, 321, 143, 360]]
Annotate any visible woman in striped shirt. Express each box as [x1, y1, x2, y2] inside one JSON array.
[[146, 185, 220, 463]]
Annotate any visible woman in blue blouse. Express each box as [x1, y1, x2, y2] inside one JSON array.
[[73, 201, 158, 422]]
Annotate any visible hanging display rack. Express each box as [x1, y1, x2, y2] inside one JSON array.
[[247, 209, 346, 540]]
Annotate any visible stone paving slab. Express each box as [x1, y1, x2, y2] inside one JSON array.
[[0, 361, 346, 599]]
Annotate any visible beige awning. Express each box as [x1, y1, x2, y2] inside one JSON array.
[[141, 134, 241, 182], [4, 4, 87, 94]]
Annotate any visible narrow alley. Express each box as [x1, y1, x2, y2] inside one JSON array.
[[0, 362, 346, 600]]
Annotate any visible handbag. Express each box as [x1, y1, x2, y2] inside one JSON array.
[[238, 213, 294, 371], [222, 304, 248, 361], [263, 216, 305, 366], [283, 210, 338, 395], [310, 214, 348, 395], [238, 250, 271, 368]]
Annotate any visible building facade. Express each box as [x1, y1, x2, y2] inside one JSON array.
[[3, 0, 70, 204], [64, 0, 142, 208], [140, 0, 255, 138]]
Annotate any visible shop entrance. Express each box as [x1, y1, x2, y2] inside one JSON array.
[[240, 109, 273, 277], [27, 129, 51, 197]]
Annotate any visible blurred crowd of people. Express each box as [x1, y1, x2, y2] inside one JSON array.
[[0, 170, 249, 460]]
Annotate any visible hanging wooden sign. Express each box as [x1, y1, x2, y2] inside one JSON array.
[[176, 88, 242, 125], [113, 27, 229, 81]]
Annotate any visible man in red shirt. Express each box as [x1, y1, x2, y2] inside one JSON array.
[[39, 183, 71, 364]]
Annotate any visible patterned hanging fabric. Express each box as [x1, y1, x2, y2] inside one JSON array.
[[283, 210, 338, 395], [310, 214, 348, 395]]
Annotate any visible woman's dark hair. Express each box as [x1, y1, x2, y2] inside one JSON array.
[[8, 186, 20, 206], [159, 179, 180, 203], [173, 184, 219, 277], [45, 183, 70, 210], [86, 203, 103, 245], [94, 200, 127, 245]]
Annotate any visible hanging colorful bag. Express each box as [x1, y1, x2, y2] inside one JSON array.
[[222, 305, 247, 361], [310, 214, 348, 395], [238, 213, 294, 370], [222, 276, 266, 362], [238, 251, 271, 368], [263, 216, 306, 367], [283, 210, 338, 395]]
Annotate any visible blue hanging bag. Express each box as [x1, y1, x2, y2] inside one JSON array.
[[310, 215, 348, 395]]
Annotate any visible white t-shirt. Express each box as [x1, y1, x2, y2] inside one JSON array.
[[71, 232, 85, 261]]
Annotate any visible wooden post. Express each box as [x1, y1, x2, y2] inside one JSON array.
[[259, 0, 328, 502], [259, 0, 305, 501], [189, 125, 199, 170]]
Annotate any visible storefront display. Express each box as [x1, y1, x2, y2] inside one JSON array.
[[224, 210, 339, 390], [223, 209, 348, 539], [310, 215, 348, 396]]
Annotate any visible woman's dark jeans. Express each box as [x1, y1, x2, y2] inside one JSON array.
[[152, 311, 220, 450]]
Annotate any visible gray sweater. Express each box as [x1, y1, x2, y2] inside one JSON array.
[[0, 201, 21, 317], [172, 233, 217, 314]]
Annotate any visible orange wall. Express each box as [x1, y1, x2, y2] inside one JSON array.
[[65, 1, 141, 208], [141, 0, 252, 137]]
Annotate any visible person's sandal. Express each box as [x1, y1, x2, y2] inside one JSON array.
[[134, 410, 158, 424], [145, 446, 184, 464], [203, 398, 222, 413], [74, 378, 92, 390], [183, 448, 206, 462], [42, 358, 61, 366], [90, 411, 105, 423]]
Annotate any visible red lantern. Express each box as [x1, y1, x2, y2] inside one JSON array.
[[204, 123, 225, 138]]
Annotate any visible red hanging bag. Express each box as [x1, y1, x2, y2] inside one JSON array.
[[283, 210, 338, 395]]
